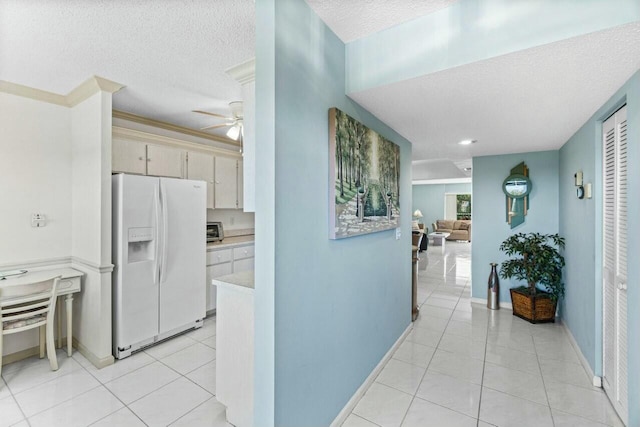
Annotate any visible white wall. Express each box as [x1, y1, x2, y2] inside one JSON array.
[[0, 92, 72, 356], [207, 209, 255, 232], [0, 92, 72, 266]]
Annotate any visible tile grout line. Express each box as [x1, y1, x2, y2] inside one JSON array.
[[396, 277, 460, 427], [533, 330, 558, 427], [472, 286, 490, 427]]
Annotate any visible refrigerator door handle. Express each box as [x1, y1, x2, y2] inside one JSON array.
[[160, 182, 169, 284], [154, 183, 162, 284]]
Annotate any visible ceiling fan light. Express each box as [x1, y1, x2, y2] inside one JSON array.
[[226, 125, 241, 140], [458, 139, 476, 146]]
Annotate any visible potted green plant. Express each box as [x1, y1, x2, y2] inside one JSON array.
[[499, 232, 565, 323]]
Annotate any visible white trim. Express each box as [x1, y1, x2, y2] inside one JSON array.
[[73, 338, 114, 369], [113, 110, 239, 146], [470, 297, 513, 310], [0, 257, 71, 271], [113, 126, 242, 157], [0, 80, 68, 106], [330, 324, 412, 427], [67, 76, 124, 106], [413, 178, 472, 185], [562, 322, 601, 388], [70, 257, 114, 273], [0, 76, 124, 107], [226, 58, 256, 85]]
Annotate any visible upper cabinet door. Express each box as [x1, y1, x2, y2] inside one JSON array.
[[237, 159, 244, 210], [215, 156, 238, 209], [112, 138, 147, 175], [147, 144, 184, 178], [187, 151, 214, 209]]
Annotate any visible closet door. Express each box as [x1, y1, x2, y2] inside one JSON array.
[[602, 105, 628, 425]]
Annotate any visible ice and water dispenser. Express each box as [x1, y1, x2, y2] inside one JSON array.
[[127, 227, 155, 263]]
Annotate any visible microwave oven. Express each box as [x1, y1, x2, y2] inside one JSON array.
[[207, 222, 224, 242]]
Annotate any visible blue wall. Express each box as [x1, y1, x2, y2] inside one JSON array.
[[346, 0, 640, 93], [412, 183, 472, 231], [471, 151, 559, 304], [255, 0, 413, 425], [559, 70, 640, 426]]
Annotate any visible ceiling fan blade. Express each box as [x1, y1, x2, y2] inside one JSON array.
[[201, 123, 234, 130], [193, 110, 231, 120]]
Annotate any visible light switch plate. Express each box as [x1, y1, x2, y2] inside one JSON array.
[[395, 228, 401, 240]]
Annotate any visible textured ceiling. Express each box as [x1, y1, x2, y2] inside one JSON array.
[[3, 2, 639, 181], [348, 23, 640, 179], [305, 0, 459, 42], [0, 0, 255, 138]]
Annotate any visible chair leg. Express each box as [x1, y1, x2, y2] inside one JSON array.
[[46, 320, 58, 371], [39, 326, 45, 358]]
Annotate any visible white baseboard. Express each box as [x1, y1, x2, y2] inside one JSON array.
[[470, 297, 513, 310], [73, 338, 114, 369], [561, 322, 601, 387], [330, 324, 413, 427]]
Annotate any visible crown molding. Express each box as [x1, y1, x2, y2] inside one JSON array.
[[412, 177, 472, 185], [0, 76, 124, 107], [226, 58, 256, 85], [113, 110, 241, 147], [67, 76, 125, 106], [0, 80, 68, 106], [113, 126, 242, 157]]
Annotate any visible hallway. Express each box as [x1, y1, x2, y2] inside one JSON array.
[[342, 242, 623, 427]]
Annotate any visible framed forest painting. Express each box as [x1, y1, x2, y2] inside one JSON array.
[[329, 108, 401, 239]]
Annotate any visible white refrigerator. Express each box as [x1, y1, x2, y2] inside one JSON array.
[[112, 173, 206, 359]]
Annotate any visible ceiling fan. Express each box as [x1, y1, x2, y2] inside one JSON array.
[[193, 101, 243, 141]]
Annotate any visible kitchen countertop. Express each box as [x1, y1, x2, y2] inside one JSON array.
[[207, 234, 255, 250], [212, 270, 254, 293]]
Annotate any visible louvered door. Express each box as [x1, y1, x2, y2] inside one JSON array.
[[602, 105, 628, 425]]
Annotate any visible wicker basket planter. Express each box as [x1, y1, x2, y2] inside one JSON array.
[[510, 288, 557, 323]]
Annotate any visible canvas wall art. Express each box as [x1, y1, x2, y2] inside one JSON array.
[[329, 108, 401, 239]]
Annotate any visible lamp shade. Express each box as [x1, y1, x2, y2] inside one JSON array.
[[413, 209, 423, 218], [226, 125, 241, 141]]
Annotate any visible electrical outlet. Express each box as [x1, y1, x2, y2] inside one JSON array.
[[31, 213, 46, 228], [230, 216, 235, 225], [395, 228, 401, 240]]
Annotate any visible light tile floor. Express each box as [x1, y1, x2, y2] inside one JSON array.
[[344, 241, 625, 427], [0, 242, 626, 427], [0, 316, 230, 427]]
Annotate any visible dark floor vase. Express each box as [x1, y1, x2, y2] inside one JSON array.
[[510, 288, 557, 323]]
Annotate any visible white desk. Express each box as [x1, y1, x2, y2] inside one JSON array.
[[0, 268, 83, 357]]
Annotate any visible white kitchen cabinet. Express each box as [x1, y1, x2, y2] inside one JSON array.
[[187, 151, 215, 209], [237, 160, 244, 210], [206, 263, 232, 312], [233, 258, 254, 273], [215, 156, 239, 209], [206, 242, 254, 312], [146, 144, 184, 178], [112, 138, 147, 175]]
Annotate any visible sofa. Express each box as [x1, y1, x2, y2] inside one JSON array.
[[431, 220, 471, 242]]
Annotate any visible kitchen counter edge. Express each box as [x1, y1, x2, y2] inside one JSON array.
[[207, 235, 255, 250], [212, 270, 254, 293]]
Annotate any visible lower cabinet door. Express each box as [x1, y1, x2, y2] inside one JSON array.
[[206, 262, 233, 311], [233, 257, 254, 273]]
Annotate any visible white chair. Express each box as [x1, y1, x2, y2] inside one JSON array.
[[0, 275, 61, 376]]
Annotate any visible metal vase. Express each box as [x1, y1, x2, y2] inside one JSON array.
[[487, 263, 500, 310]]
